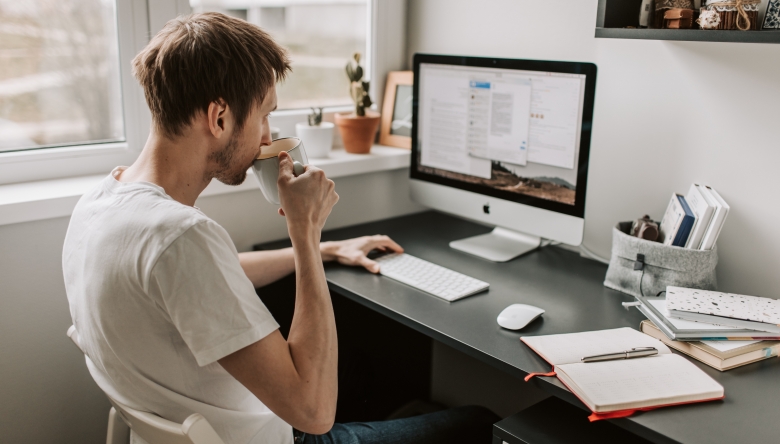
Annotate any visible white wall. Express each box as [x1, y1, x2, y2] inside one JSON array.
[[408, 0, 780, 298], [0, 170, 423, 444]]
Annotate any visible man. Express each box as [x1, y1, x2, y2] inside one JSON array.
[[63, 12, 497, 444]]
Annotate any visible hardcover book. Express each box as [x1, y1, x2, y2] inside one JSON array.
[[658, 193, 696, 247], [684, 184, 716, 249], [635, 295, 779, 340], [666, 286, 780, 333], [640, 320, 780, 371]]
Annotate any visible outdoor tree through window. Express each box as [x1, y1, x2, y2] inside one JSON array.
[[191, 0, 368, 110], [0, 0, 125, 152]]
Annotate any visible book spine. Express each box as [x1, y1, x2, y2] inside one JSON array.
[[700, 187, 729, 250], [659, 193, 684, 245], [685, 184, 715, 249], [672, 195, 696, 247]]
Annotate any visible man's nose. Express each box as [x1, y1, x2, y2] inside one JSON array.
[[261, 124, 273, 146]]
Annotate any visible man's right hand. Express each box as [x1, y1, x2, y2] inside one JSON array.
[[276, 151, 339, 236]]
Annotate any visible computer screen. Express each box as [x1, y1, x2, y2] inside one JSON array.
[[411, 55, 596, 218]]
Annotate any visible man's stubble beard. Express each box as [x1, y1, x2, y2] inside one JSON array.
[[208, 130, 249, 186]]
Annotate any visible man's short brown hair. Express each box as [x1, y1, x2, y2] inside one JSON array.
[[132, 12, 291, 137]]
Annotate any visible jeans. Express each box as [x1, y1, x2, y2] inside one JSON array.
[[293, 405, 499, 444]]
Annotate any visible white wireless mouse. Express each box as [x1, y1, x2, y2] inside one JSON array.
[[497, 304, 545, 330]]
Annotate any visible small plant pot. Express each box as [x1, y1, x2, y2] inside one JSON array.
[[295, 122, 334, 158], [334, 111, 380, 154]]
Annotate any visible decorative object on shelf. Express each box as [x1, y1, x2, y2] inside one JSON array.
[[665, 8, 695, 28], [654, 0, 695, 27], [296, 108, 334, 159], [697, 8, 723, 29], [307, 107, 323, 126], [639, 0, 654, 27], [334, 53, 380, 154], [631, 215, 660, 242], [597, 0, 780, 42], [379, 71, 413, 149], [763, 0, 780, 29], [703, 0, 760, 30]]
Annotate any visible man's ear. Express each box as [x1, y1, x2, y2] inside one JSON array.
[[207, 99, 229, 139]]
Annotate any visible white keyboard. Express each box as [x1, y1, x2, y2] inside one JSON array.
[[374, 253, 489, 302]]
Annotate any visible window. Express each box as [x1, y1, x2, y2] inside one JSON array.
[[0, 0, 125, 153], [190, 0, 368, 110], [0, 0, 404, 185]]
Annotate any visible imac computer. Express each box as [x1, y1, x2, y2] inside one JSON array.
[[410, 54, 597, 262]]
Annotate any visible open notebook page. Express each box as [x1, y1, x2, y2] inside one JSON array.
[[521, 327, 671, 366], [556, 354, 724, 413]]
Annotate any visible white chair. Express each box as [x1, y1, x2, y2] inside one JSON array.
[[67, 326, 225, 444]]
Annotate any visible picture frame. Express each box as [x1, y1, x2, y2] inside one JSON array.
[[763, 0, 780, 29], [379, 71, 413, 149]]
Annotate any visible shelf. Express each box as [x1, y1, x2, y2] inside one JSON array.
[[0, 145, 411, 226], [596, 27, 780, 44]]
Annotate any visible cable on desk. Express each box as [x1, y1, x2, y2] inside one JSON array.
[[579, 244, 610, 265]]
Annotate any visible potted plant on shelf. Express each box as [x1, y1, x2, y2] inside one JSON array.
[[334, 53, 380, 154], [296, 107, 334, 158]]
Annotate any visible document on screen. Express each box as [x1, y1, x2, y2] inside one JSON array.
[[466, 78, 532, 166], [419, 71, 491, 178], [527, 75, 582, 170]]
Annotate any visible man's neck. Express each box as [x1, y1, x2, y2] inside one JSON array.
[[118, 130, 212, 207]]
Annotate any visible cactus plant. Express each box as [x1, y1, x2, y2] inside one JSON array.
[[307, 107, 323, 126], [345, 53, 372, 117]]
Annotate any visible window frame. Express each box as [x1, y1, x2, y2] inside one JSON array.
[[265, 0, 408, 146], [0, 0, 406, 185], [0, 0, 158, 185]]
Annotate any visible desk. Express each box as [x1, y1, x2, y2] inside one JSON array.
[[262, 211, 780, 444]]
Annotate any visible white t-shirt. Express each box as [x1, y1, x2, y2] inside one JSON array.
[[63, 167, 292, 444]]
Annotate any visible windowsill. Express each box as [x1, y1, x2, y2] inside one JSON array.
[[0, 145, 411, 227]]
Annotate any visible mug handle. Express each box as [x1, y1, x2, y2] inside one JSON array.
[[292, 161, 305, 177]]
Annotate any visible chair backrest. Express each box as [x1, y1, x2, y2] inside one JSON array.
[[67, 326, 225, 444]]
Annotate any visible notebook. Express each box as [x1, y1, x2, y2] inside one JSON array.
[[635, 295, 780, 340], [684, 184, 716, 249], [666, 286, 780, 334], [640, 320, 780, 371], [521, 328, 724, 421], [658, 193, 696, 247]]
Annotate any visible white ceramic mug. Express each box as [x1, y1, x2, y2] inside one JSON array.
[[252, 137, 308, 205]]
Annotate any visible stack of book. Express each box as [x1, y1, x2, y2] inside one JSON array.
[[658, 184, 729, 249], [636, 286, 780, 371]]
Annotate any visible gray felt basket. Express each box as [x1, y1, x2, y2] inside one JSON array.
[[603, 222, 718, 298]]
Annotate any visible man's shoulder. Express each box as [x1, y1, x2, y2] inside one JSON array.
[[69, 178, 220, 257]]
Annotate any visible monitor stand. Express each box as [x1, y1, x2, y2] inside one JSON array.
[[449, 227, 541, 262]]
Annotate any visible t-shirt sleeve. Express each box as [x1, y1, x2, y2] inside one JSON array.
[[150, 220, 279, 367]]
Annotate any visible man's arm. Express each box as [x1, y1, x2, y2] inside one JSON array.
[[219, 152, 339, 434], [238, 236, 404, 288], [238, 248, 295, 288]]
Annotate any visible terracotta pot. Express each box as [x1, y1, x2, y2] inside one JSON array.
[[334, 111, 380, 154]]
